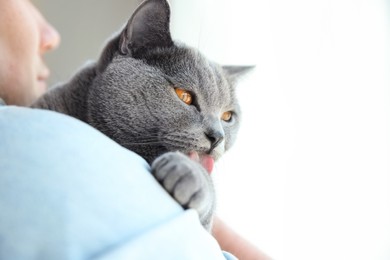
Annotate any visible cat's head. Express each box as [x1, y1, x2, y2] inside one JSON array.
[[86, 0, 251, 164]]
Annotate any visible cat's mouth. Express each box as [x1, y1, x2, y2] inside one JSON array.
[[188, 151, 214, 175]]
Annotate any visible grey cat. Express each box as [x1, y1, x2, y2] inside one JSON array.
[[32, 0, 250, 231]]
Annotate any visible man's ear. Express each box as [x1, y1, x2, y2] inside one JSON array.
[[119, 0, 173, 56], [222, 65, 255, 83]]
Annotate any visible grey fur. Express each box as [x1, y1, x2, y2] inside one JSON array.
[[151, 152, 215, 230], [32, 0, 248, 230]]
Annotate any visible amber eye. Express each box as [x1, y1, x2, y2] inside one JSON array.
[[175, 88, 192, 105], [221, 111, 233, 122]]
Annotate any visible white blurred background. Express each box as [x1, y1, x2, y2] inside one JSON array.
[[37, 0, 390, 259]]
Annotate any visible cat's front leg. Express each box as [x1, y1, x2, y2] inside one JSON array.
[[151, 151, 216, 231]]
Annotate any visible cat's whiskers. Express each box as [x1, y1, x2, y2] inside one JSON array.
[[164, 133, 197, 142], [124, 132, 196, 151], [123, 141, 162, 146], [162, 139, 189, 149], [118, 132, 163, 146]]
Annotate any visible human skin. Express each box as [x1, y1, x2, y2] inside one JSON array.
[[0, 0, 60, 106], [213, 216, 273, 260]]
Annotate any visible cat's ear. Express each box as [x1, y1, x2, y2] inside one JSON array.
[[222, 65, 255, 83], [119, 0, 173, 56]]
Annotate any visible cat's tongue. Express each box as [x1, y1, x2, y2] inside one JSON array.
[[188, 152, 214, 174], [200, 155, 214, 174]]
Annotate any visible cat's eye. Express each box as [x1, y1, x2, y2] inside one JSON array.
[[221, 111, 233, 122], [175, 88, 192, 105]]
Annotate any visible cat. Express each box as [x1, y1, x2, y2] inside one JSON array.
[[32, 0, 250, 231]]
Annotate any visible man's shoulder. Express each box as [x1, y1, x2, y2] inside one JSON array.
[[0, 106, 148, 170]]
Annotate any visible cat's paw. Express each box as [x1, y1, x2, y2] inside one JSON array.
[[151, 151, 215, 230]]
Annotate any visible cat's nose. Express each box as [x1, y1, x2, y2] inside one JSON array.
[[205, 130, 224, 152]]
